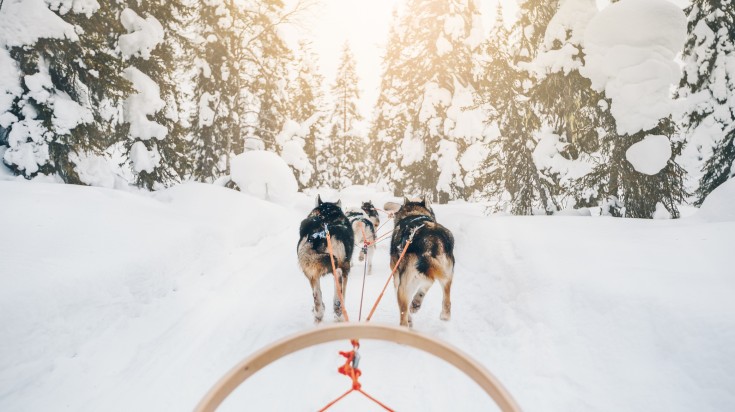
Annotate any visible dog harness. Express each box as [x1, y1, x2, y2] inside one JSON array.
[[394, 214, 434, 250]]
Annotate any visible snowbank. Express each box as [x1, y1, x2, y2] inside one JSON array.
[[581, 0, 686, 135], [230, 151, 298, 201], [695, 178, 735, 222]]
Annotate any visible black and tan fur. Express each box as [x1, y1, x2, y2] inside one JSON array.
[[345, 201, 380, 276], [297, 195, 354, 322], [384, 197, 455, 327]]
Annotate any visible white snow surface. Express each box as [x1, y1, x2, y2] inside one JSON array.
[[230, 150, 298, 201], [0, 181, 733, 411], [581, 0, 686, 135], [625, 135, 672, 175]]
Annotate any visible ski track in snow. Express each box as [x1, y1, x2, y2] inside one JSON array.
[[1, 182, 733, 411]]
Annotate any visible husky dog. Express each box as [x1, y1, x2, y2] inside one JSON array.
[[345, 201, 380, 275], [383, 197, 454, 327], [361, 201, 380, 229], [297, 195, 354, 322]]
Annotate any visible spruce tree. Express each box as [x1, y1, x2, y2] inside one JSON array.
[[677, 0, 735, 205], [326, 42, 364, 189], [283, 40, 327, 189], [369, 9, 407, 192], [479, 0, 561, 214], [120, 1, 193, 190], [2, 2, 131, 183], [527, 0, 602, 208], [370, 0, 483, 203], [190, 0, 297, 181], [574, 1, 687, 218]]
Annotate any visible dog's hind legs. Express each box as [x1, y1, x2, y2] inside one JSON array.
[[438, 275, 452, 321], [410, 279, 433, 314], [309, 276, 325, 323], [396, 279, 411, 327], [333, 268, 348, 321]]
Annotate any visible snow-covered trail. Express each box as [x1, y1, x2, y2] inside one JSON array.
[[1, 182, 733, 411]]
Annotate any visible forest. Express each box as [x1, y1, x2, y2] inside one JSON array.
[[0, 0, 733, 219]]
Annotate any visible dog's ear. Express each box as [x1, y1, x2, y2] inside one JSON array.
[[403, 196, 410, 205], [336, 199, 342, 208], [421, 197, 432, 209], [384, 201, 401, 213], [316, 194, 323, 207]]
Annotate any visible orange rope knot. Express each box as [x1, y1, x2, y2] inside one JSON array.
[[337, 349, 361, 390]]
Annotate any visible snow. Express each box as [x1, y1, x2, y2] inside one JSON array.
[[581, 0, 686, 135], [527, 0, 597, 78], [274, 119, 314, 186], [0, 181, 733, 411], [229, 151, 298, 201], [544, 0, 597, 49], [122, 67, 168, 141], [436, 139, 462, 193], [0, 0, 78, 48], [696, 178, 735, 223], [45, 0, 100, 17], [70, 152, 122, 189], [625, 135, 672, 175], [399, 126, 425, 167], [129, 141, 160, 174], [3, 118, 49, 174], [198, 92, 218, 128], [119, 8, 165, 60], [0, 51, 20, 131], [532, 128, 594, 182]]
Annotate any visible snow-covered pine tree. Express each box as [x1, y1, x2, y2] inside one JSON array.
[[1, 1, 130, 183], [677, 0, 735, 205], [369, 8, 407, 192], [282, 40, 327, 189], [241, 0, 294, 154], [577, 0, 687, 218], [190, 0, 299, 182], [325, 42, 364, 189], [524, 0, 604, 209], [479, 0, 561, 214], [370, 0, 484, 203], [120, 1, 193, 190]]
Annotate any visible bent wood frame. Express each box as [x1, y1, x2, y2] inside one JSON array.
[[194, 323, 522, 412]]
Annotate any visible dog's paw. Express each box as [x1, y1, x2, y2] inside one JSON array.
[[440, 312, 451, 321]]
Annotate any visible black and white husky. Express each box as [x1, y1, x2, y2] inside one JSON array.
[[297, 195, 354, 322], [345, 201, 381, 276], [384, 198, 455, 327]]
